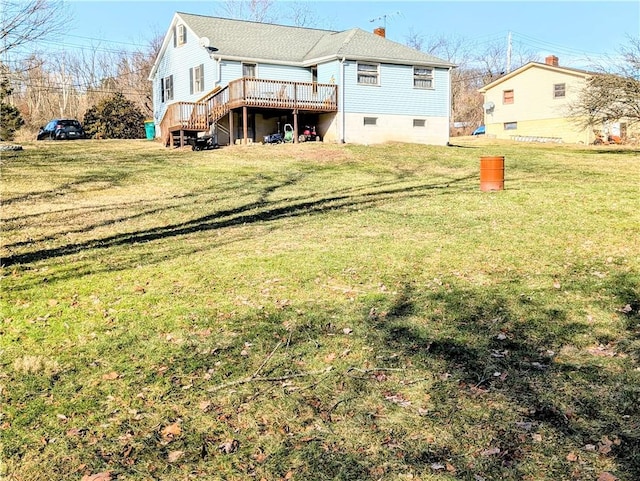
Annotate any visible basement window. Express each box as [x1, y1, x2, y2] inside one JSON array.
[[503, 121, 517, 130], [503, 89, 514, 104], [364, 117, 377, 126], [413, 119, 426, 127], [357, 63, 379, 85], [553, 83, 566, 98]]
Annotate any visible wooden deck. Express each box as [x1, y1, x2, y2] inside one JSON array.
[[160, 78, 338, 146]]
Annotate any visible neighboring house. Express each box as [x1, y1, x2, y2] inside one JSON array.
[[148, 13, 455, 147], [479, 56, 605, 144]]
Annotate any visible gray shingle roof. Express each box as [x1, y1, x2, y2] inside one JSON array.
[[176, 12, 454, 67]]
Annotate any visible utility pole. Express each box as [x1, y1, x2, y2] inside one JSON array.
[[506, 31, 512, 73]]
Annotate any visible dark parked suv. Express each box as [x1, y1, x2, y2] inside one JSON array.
[[37, 119, 86, 140]]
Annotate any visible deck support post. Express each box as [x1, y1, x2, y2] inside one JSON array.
[[229, 110, 235, 145], [159, 81, 338, 148], [243, 106, 248, 144]]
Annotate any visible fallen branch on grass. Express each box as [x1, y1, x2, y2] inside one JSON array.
[[208, 366, 334, 393]]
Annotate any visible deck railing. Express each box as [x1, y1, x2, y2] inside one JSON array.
[[159, 101, 209, 142], [228, 78, 338, 111], [159, 78, 337, 140]]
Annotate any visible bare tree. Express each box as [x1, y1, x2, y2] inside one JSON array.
[[0, 0, 69, 58], [13, 31, 160, 131], [283, 2, 320, 28], [14, 54, 60, 126], [405, 28, 424, 52], [576, 74, 640, 128], [113, 35, 162, 117], [570, 36, 640, 132], [621, 35, 640, 72], [407, 33, 483, 133], [405, 32, 538, 134], [218, 0, 277, 23]]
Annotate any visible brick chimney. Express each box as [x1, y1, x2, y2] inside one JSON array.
[[373, 27, 386, 38], [545, 55, 559, 67]]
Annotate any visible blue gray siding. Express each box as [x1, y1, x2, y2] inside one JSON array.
[[318, 61, 340, 85], [342, 61, 450, 117], [219, 61, 312, 85], [152, 21, 451, 144], [153, 27, 217, 123]]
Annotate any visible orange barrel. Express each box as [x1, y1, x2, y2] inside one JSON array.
[[480, 156, 505, 191]]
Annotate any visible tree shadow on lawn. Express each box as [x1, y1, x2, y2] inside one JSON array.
[[1, 168, 137, 206], [573, 147, 640, 156], [361, 276, 640, 480], [6, 273, 636, 480], [2, 174, 476, 268], [168, 271, 637, 480]]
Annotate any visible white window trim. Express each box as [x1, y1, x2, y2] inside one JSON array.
[[503, 89, 514, 104], [553, 83, 566, 99], [177, 24, 187, 46], [357, 62, 379, 86], [413, 66, 434, 89], [195, 65, 204, 92], [190, 64, 204, 94], [242, 62, 257, 78], [161, 75, 174, 102]]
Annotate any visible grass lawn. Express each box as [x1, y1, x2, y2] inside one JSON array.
[[1, 138, 639, 480]]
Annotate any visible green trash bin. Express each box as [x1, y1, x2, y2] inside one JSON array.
[[144, 121, 155, 140]]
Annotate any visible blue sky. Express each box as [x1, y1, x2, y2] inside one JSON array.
[[57, 1, 639, 69]]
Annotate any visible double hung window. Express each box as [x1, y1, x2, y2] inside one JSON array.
[[174, 24, 187, 46], [413, 67, 434, 89], [357, 63, 379, 85], [190, 64, 204, 94], [161, 75, 174, 102]]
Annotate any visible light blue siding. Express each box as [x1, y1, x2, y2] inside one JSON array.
[[342, 61, 450, 117], [152, 26, 218, 123], [318, 61, 340, 85], [219, 61, 311, 84], [259, 64, 310, 82], [152, 22, 451, 139], [219, 61, 242, 86]]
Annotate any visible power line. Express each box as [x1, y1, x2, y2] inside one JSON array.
[[11, 79, 150, 97], [510, 31, 614, 57], [62, 33, 151, 49]]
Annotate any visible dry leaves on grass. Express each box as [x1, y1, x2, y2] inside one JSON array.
[[597, 473, 618, 481], [480, 447, 501, 457], [598, 435, 620, 455], [167, 450, 184, 463], [81, 472, 111, 481], [160, 422, 182, 443], [219, 439, 240, 454], [384, 392, 411, 408]]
